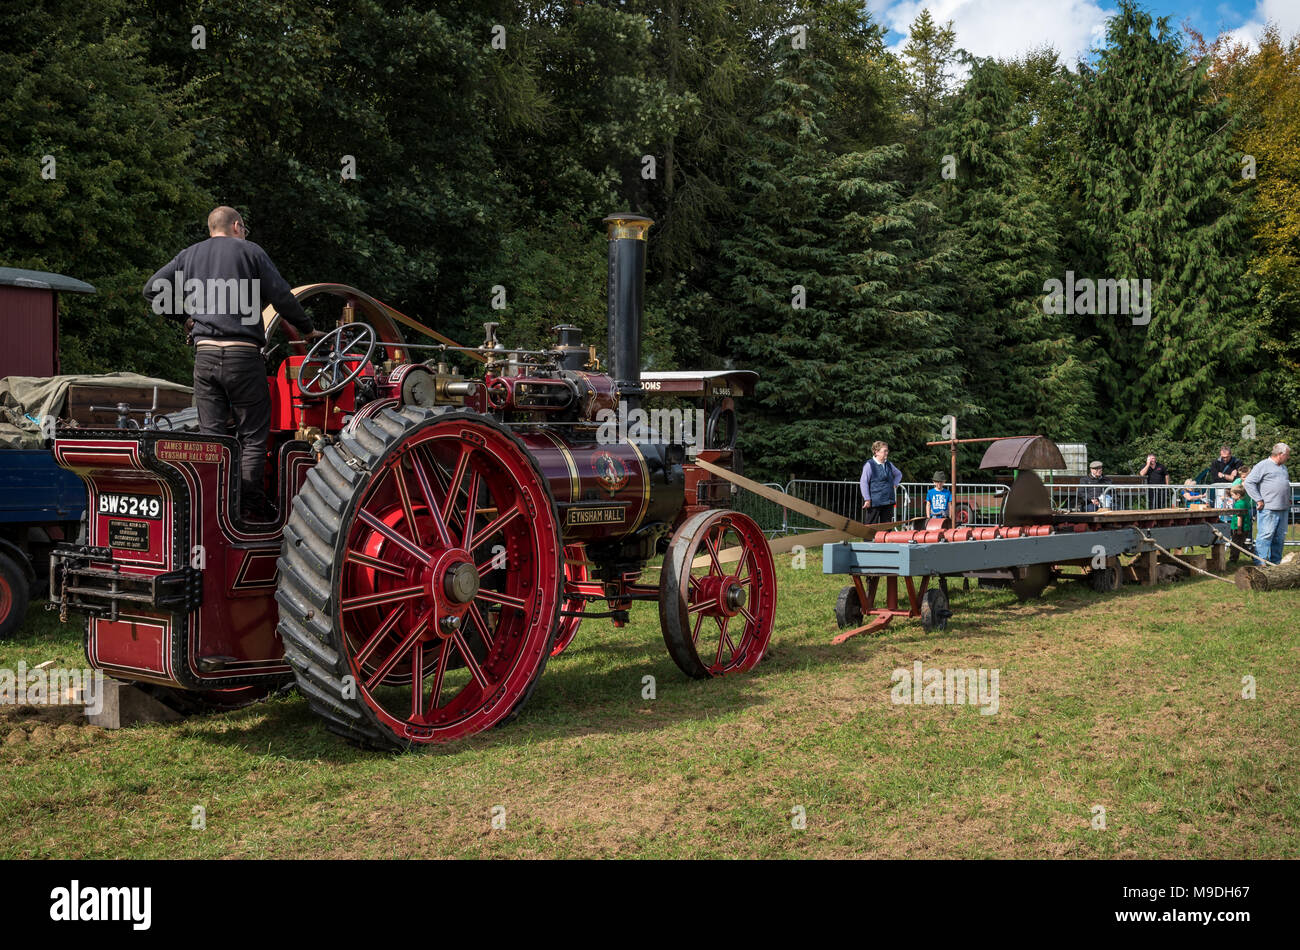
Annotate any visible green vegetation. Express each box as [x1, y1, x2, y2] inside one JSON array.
[[3, 551, 1296, 858], [3, 1, 1298, 479]]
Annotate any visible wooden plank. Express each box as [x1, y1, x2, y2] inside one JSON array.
[[1055, 507, 1233, 523], [693, 459, 913, 539], [1139, 550, 1159, 586], [691, 528, 850, 569]]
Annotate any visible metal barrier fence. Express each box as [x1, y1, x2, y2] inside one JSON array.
[[733, 478, 1300, 545], [730, 482, 789, 537]]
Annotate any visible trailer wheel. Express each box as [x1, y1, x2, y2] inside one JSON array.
[[834, 585, 863, 629], [1090, 557, 1125, 592], [0, 552, 30, 640], [920, 588, 950, 633], [953, 502, 976, 526], [660, 509, 777, 678], [550, 543, 588, 657], [277, 407, 563, 750]]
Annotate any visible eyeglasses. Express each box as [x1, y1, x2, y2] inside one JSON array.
[[236, 221, 249, 235]]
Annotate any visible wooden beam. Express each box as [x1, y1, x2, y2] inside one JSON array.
[[693, 459, 916, 539]]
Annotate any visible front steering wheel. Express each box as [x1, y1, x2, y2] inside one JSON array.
[[298, 323, 377, 398]]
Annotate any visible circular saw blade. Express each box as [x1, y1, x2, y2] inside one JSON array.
[[1010, 562, 1052, 601], [1001, 469, 1053, 526]]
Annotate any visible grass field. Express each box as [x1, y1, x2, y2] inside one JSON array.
[[2, 548, 1297, 859]]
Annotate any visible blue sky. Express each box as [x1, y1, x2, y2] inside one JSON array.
[[871, 0, 1298, 63]]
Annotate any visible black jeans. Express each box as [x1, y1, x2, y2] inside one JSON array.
[[193, 345, 271, 515]]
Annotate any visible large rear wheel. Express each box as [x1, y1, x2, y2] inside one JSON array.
[[276, 407, 563, 750]]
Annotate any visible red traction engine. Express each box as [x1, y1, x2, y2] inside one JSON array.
[[50, 214, 778, 749]]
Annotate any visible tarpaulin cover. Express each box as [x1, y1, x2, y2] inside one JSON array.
[[0, 373, 192, 448]]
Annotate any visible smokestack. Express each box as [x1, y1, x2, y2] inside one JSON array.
[[603, 213, 653, 407]]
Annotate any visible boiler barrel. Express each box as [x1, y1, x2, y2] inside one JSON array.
[[517, 430, 682, 542]]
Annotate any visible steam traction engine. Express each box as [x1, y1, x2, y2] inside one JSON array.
[[50, 214, 777, 749]]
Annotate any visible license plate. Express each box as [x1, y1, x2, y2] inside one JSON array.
[[98, 492, 163, 520]]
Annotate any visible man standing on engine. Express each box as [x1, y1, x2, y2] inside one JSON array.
[[144, 206, 323, 522]]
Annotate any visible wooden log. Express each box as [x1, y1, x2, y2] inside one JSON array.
[[1139, 550, 1159, 586], [1233, 559, 1300, 592], [693, 459, 914, 539], [1210, 543, 1227, 573], [692, 528, 850, 569]]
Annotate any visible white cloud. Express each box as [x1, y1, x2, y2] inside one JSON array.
[[875, 0, 1117, 63], [1222, 0, 1300, 50]]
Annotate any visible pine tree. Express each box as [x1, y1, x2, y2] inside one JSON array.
[[901, 9, 958, 137], [1068, 0, 1261, 443], [932, 59, 1093, 440], [718, 41, 960, 479]]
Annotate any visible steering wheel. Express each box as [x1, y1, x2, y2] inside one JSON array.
[[298, 323, 377, 398]]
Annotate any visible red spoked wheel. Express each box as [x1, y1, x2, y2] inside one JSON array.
[[551, 544, 589, 658], [659, 509, 777, 679], [0, 551, 26, 640], [276, 407, 563, 750]]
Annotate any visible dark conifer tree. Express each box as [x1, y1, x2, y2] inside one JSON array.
[[718, 38, 960, 479], [1068, 0, 1260, 442]]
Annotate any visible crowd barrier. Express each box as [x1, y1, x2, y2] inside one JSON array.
[[733, 477, 1300, 546]]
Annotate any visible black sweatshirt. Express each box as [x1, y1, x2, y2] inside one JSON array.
[[142, 236, 313, 345]]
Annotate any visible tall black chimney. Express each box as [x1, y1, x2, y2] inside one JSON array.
[[603, 213, 653, 408]]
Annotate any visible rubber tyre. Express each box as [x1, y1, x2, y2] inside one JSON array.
[[834, 585, 863, 629], [920, 587, 950, 633], [1090, 558, 1124, 592]]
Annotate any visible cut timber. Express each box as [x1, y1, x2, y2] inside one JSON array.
[[1233, 559, 1300, 591], [693, 528, 850, 569], [1138, 550, 1159, 586], [694, 459, 910, 539], [1210, 544, 1227, 573], [85, 679, 183, 729]]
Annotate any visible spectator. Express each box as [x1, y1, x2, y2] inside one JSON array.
[[1208, 443, 1243, 510], [1179, 479, 1207, 508], [926, 471, 952, 520], [1076, 460, 1113, 512], [860, 441, 903, 525], [1232, 464, 1252, 488], [1139, 452, 1170, 509], [1243, 443, 1292, 566], [1228, 485, 1254, 564]]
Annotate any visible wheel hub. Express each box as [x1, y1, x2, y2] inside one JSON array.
[[725, 583, 747, 611], [421, 548, 479, 622], [444, 560, 479, 603]]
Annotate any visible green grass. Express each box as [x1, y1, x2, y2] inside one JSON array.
[[1, 548, 1297, 858]]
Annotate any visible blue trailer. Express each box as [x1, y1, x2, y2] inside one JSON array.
[[0, 267, 96, 636], [0, 448, 87, 636]]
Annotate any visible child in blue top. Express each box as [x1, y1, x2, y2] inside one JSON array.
[[926, 471, 953, 520]]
